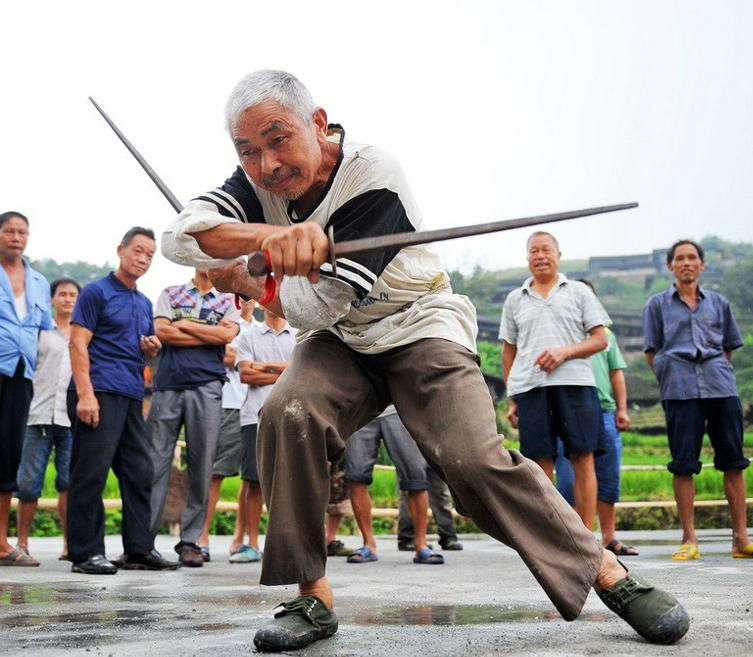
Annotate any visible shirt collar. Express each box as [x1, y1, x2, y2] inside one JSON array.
[[186, 279, 220, 298], [522, 272, 567, 293], [260, 322, 292, 336], [669, 283, 706, 299]]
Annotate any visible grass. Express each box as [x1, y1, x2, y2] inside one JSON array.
[[22, 431, 753, 537]]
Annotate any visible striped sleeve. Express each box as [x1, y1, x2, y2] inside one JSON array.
[[193, 166, 265, 224], [319, 188, 414, 298]]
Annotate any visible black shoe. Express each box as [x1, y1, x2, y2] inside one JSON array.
[[397, 541, 434, 552], [326, 540, 353, 557], [111, 553, 127, 568], [71, 554, 118, 575], [122, 549, 181, 571], [440, 538, 463, 551], [254, 595, 338, 652]]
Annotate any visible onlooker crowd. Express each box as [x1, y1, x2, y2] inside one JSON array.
[[2, 209, 748, 576]]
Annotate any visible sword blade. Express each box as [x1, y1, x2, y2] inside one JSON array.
[[334, 203, 638, 257], [89, 97, 184, 213]]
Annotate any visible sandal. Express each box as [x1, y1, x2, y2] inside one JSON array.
[[671, 544, 700, 560], [606, 539, 639, 556], [0, 547, 40, 567], [346, 546, 378, 563], [731, 542, 753, 559], [413, 547, 445, 564]]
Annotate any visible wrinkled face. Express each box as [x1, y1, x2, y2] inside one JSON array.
[[669, 243, 704, 284], [527, 234, 561, 279], [231, 100, 328, 201], [0, 216, 30, 261], [117, 234, 156, 281], [52, 283, 79, 316]]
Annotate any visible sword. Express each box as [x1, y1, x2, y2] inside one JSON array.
[[89, 97, 638, 303]]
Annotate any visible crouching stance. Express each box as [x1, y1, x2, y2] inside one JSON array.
[[162, 70, 690, 650]]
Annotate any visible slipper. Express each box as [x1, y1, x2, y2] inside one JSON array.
[[0, 547, 40, 567], [731, 542, 753, 559], [200, 546, 211, 562], [413, 547, 444, 564], [605, 539, 639, 556], [346, 546, 378, 563], [671, 544, 700, 561]]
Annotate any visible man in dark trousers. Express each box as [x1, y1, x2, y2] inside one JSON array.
[[644, 239, 751, 560], [162, 69, 689, 651], [67, 227, 179, 574]]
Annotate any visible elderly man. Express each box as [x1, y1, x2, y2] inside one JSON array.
[[0, 211, 52, 567], [162, 69, 689, 651], [500, 233, 608, 533], [643, 240, 751, 560]]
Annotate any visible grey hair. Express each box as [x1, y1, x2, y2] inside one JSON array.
[[224, 70, 318, 132], [526, 231, 560, 252]]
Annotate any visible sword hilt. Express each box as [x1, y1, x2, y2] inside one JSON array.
[[247, 226, 337, 305]]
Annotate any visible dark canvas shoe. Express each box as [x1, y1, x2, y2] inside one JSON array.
[[597, 569, 690, 644], [326, 540, 353, 557], [122, 549, 181, 571], [176, 543, 204, 568], [440, 538, 464, 551], [71, 554, 118, 575], [253, 595, 338, 652]]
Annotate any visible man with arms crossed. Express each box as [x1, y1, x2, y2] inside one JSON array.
[[500, 232, 607, 533], [15, 278, 80, 562], [162, 69, 689, 650], [0, 211, 52, 567], [67, 227, 178, 574], [643, 240, 751, 560]]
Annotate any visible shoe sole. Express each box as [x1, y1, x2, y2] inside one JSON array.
[[71, 566, 117, 575], [253, 622, 338, 652], [121, 563, 181, 570]]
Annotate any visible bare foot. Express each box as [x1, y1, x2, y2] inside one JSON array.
[[594, 548, 628, 591], [299, 577, 334, 608]]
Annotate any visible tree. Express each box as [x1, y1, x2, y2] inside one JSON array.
[[29, 258, 112, 286], [721, 259, 753, 316]]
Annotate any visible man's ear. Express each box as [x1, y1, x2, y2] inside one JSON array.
[[312, 107, 329, 142]]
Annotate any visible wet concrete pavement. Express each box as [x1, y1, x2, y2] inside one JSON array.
[[0, 529, 751, 656]]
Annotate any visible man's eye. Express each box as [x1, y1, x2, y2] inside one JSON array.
[[272, 136, 286, 146]]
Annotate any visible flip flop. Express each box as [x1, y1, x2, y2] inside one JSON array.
[[413, 547, 444, 564], [605, 539, 639, 556], [346, 546, 378, 563], [671, 544, 701, 560], [731, 542, 753, 559], [200, 546, 211, 562], [0, 547, 40, 567]]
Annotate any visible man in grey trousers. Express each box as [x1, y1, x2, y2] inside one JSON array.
[[148, 268, 239, 567]]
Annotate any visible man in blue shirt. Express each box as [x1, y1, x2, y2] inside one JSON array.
[[67, 227, 179, 574], [0, 210, 52, 567], [148, 268, 239, 567], [643, 240, 751, 560]]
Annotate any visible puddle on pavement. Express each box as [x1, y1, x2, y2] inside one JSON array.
[[351, 604, 611, 626]]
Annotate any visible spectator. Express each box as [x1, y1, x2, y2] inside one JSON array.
[[500, 231, 609, 532], [344, 409, 443, 564], [554, 279, 637, 556], [16, 278, 81, 562], [231, 306, 296, 563], [397, 465, 462, 552], [198, 297, 256, 561], [643, 240, 751, 560], [0, 210, 52, 567], [67, 227, 178, 574], [148, 269, 239, 567]]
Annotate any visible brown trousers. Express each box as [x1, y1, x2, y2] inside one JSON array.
[[257, 333, 602, 620]]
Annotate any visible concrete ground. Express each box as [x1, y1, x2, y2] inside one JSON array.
[[0, 528, 750, 656]]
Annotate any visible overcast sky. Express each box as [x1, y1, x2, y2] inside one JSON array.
[[1, 0, 750, 300]]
